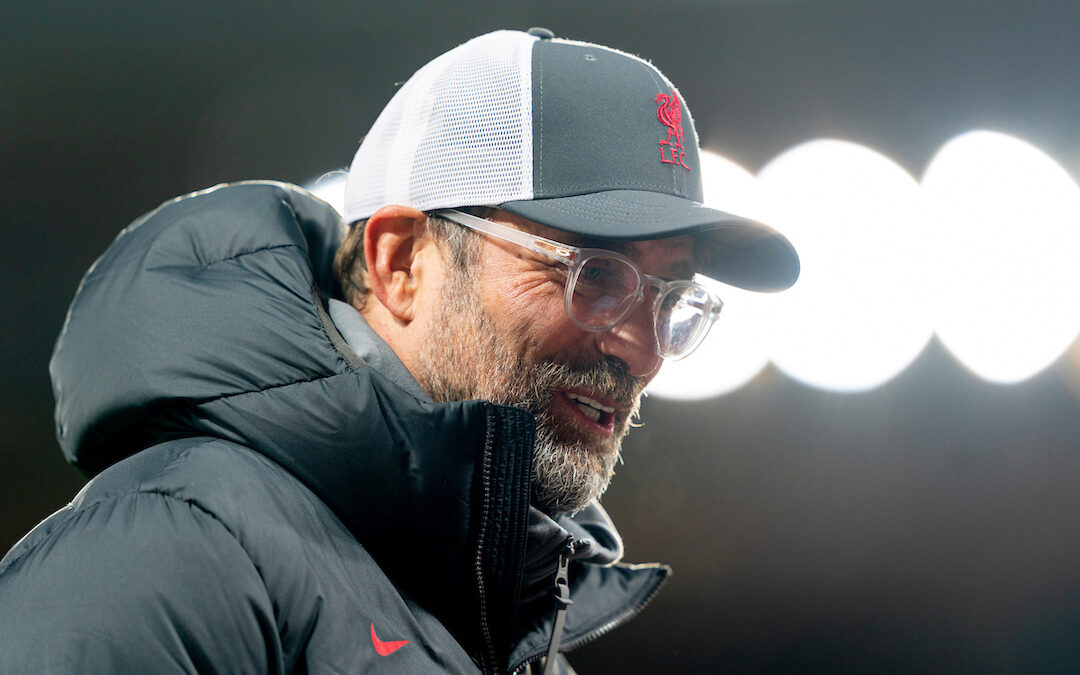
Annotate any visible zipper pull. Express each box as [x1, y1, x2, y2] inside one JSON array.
[[541, 542, 574, 675]]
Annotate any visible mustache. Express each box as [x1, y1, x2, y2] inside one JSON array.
[[525, 356, 645, 411]]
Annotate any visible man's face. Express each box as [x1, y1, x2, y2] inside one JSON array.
[[415, 210, 695, 515]]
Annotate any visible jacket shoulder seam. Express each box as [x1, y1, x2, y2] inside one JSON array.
[[0, 487, 258, 581], [199, 243, 302, 269], [193, 368, 350, 406]]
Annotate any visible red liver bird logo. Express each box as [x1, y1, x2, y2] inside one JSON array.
[[654, 91, 690, 170], [654, 92, 684, 149]]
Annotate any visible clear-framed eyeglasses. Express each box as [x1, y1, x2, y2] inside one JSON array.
[[434, 209, 723, 360]]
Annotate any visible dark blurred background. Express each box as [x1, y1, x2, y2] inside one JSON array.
[[4, 1, 1080, 671]]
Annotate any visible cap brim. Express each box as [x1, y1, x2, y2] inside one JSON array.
[[500, 189, 800, 292]]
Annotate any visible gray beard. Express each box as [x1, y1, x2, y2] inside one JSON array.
[[415, 265, 643, 515]]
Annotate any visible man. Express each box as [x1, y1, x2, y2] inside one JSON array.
[[0, 29, 797, 673]]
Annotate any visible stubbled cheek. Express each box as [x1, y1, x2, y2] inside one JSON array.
[[509, 278, 555, 307], [485, 277, 573, 347], [487, 272, 558, 313]]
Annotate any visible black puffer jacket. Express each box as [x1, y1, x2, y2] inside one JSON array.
[[0, 182, 669, 673]]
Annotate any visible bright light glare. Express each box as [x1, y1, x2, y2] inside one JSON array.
[[923, 130, 1080, 383], [648, 151, 776, 399], [757, 140, 934, 392]]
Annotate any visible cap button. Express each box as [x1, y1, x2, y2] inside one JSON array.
[[527, 27, 555, 39]]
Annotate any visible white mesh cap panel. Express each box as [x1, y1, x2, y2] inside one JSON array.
[[344, 31, 537, 223]]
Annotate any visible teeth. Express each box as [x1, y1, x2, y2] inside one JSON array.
[[574, 402, 602, 422], [566, 392, 615, 414]]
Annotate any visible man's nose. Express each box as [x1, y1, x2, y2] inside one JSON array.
[[593, 296, 662, 378]]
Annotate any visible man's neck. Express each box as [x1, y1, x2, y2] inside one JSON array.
[[328, 299, 431, 402]]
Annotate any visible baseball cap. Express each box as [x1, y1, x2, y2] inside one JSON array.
[[344, 28, 799, 291]]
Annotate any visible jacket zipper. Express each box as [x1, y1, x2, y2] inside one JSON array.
[[540, 540, 575, 675], [473, 409, 498, 674], [509, 562, 670, 674]]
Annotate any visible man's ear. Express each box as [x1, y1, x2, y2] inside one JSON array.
[[363, 205, 433, 322]]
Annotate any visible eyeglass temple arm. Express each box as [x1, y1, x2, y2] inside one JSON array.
[[434, 209, 579, 263]]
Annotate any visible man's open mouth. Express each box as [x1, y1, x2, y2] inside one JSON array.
[[566, 391, 614, 422], [558, 390, 617, 433]]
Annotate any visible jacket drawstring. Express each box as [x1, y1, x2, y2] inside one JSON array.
[[541, 541, 574, 675]]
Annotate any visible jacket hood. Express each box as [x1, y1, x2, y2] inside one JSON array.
[[52, 181, 350, 473]]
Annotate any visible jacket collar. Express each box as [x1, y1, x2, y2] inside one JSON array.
[[327, 298, 431, 402]]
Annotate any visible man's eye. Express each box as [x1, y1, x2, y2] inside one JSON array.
[[581, 266, 604, 283], [579, 259, 617, 286]]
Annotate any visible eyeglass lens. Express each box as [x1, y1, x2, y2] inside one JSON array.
[[569, 255, 641, 327], [655, 284, 711, 356], [569, 253, 712, 357]]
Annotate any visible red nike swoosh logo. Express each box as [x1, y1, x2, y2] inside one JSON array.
[[370, 621, 410, 656]]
